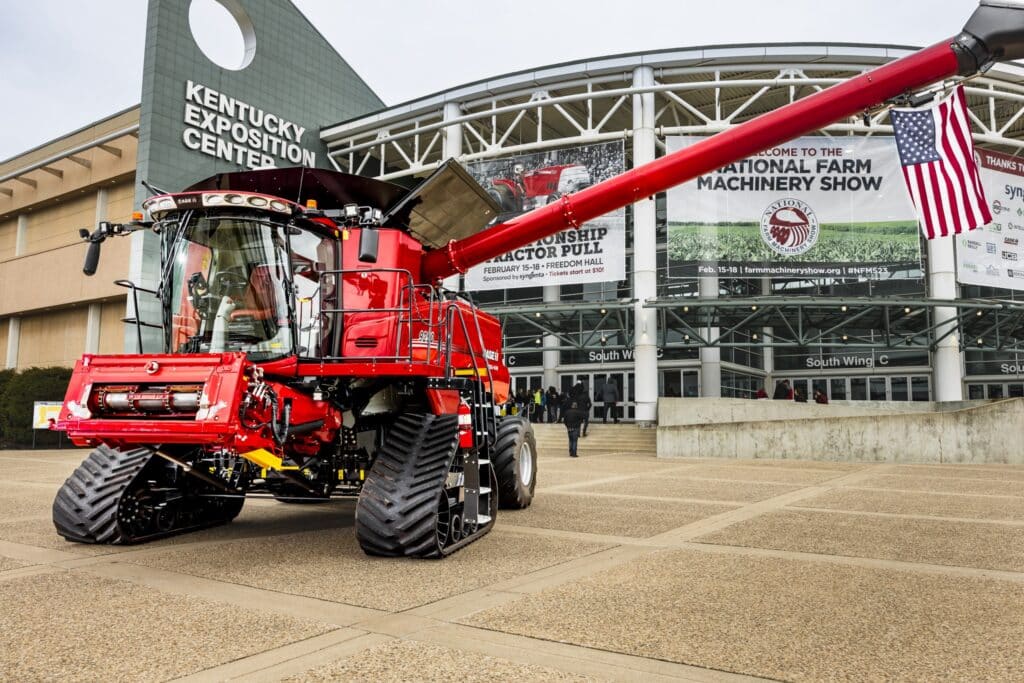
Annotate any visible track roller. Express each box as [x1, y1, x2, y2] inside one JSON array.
[[355, 413, 497, 558], [53, 444, 245, 544]]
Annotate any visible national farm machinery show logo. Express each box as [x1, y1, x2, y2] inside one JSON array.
[[760, 198, 820, 255]]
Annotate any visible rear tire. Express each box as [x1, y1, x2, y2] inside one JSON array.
[[492, 417, 537, 509]]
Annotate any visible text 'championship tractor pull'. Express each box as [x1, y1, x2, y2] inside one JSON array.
[[52, 0, 1024, 557]]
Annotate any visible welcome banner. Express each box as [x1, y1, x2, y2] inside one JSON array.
[[666, 137, 921, 279]]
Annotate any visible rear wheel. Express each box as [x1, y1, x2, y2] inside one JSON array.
[[492, 417, 537, 509]]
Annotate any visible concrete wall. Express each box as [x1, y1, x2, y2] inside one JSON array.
[[658, 397, 1024, 464], [659, 397, 985, 427]]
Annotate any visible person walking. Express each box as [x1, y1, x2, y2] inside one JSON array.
[[563, 401, 587, 457], [601, 378, 620, 423], [572, 382, 592, 437], [546, 386, 559, 423]]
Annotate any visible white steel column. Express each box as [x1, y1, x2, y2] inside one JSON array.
[[699, 276, 722, 397], [928, 237, 963, 401], [632, 66, 659, 424], [442, 102, 463, 293], [761, 277, 773, 391], [15, 215, 27, 256], [85, 303, 102, 354], [542, 286, 559, 390], [5, 317, 20, 369]]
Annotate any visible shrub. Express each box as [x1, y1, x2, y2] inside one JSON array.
[[0, 367, 73, 448]]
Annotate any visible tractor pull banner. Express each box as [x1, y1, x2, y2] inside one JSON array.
[[463, 142, 626, 291], [666, 136, 921, 279]]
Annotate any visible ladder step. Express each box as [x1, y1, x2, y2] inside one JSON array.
[[476, 514, 492, 524], [478, 458, 491, 465], [480, 486, 492, 495]]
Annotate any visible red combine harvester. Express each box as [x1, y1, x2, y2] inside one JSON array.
[[53, 1, 1024, 557]]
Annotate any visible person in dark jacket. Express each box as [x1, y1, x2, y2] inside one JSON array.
[[772, 379, 791, 400], [563, 401, 587, 457], [572, 382, 592, 436], [601, 378, 620, 423], [546, 386, 559, 422]]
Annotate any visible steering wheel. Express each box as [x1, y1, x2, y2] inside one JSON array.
[[212, 269, 249, 298]]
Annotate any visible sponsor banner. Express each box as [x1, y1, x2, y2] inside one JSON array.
[[666, 137, 921, 278], [463, 142, 626, 291], [956, 149, 1024, 290]]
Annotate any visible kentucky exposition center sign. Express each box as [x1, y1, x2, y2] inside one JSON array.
[[666, 136, 921, 279]]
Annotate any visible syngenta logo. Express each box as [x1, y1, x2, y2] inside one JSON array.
[[760, 198, 819, 256], [1004, 185, 1024, 202]]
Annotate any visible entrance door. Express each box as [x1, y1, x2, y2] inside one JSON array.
[[560, 372, 634, 422]]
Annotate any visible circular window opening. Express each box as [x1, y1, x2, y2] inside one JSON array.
[[188, 0, 256, 71]]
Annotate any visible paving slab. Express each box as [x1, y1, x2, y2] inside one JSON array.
[[284, 639, 598, 682], [891, 464, 1024, 481], [796, 487, 1024, 521], [465, 548, 1024, 682], [0, 555, 29, 572], [851, 473, 1024, 497], [703, 458, 862, 472], [535, 467, 646, 489], [539, 457, 679, 475], [680, 464, 846, 485], [130, 528, 609, 611], [0, 486, 57, 519], [503, 492, 736, 538], [0, 571, 331, 682], [2, 459, 78, 485], [0, 517, 125, 554], [698, 509, 1024, 572], [577, 475, 799, 503]]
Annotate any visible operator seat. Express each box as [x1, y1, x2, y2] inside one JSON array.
[[228, 265, 281, 324]]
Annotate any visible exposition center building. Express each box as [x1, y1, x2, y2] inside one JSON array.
[[3, 0, 1024, 425]]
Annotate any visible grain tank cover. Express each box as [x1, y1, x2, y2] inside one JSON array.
[[383, 159, 502, 249], [185, 167, 408, 213]]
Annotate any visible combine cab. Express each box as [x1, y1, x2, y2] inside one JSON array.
[[52, 0, 1024, 556]]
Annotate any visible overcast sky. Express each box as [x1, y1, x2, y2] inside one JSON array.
[[0, 1, 979, 161]]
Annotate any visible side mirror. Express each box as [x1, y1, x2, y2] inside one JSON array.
[[358, 228, 379, 263], [83, 240, 103, 276]]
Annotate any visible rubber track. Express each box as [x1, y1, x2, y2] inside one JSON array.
[[355, 413, 461, 558], [52, 445, 153, 544], [492, 417, 536, 509]]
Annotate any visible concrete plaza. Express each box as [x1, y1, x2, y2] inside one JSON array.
[[0, 431, 1021, 681]]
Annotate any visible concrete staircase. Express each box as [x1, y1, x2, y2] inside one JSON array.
[[529, 422, 656, 457]]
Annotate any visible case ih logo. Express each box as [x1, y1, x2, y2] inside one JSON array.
[[760, 198, 819, 256]]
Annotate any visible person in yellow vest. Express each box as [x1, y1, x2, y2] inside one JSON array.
[[532, 387, 544, 423]]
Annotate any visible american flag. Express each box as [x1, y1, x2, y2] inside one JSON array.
[[890, 86, 990, 239]]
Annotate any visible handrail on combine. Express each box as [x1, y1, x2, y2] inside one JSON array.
[[443, 298, 498, 450], [114, 279, 163, 354]]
